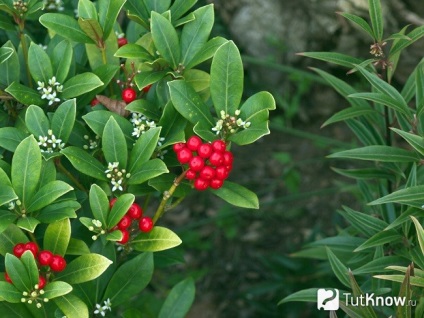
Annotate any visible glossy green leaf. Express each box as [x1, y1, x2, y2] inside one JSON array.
[[62, 72, 103, 99], [212, 181, 259, 209], [38, 200, 79, 223], [114, 43, 151, 60], [0, 186, 18, 208], [170, 0, 197, 21], [44, 219, 71, 256], [54, 294, 89, 318], [278, 288, 320, 305], [411, 216, 424, 257], [5, 82, 44, 106], [391, 128, 424, 157], [321, 106, 376, 127], [78, 18, 103, 43], [43, 281, 73, 299], [390, 26, 424, 57], [66, 238, 90, 256], [374, 275, 424, 288], [338, 206, 388, 237], [298, 52, 362, 68], [151, 11, 180, 69], [106, 230, 122, 242], [89, 184, 109, 228], [328, 145, 419, 162], [28, 42, 53, 84], [354, 230, 403, 252], [338, 12, 374, 39], [78, 0, 97, 19], [349, 92, 411, 117], [210, 41, 243, 115], [128, 127, 161, 174], [61, 146, 107, 181], [0, 224, 29, 256], [5, 253, 31, 292], [417, 63, 424, 116], [132, 226, 182, 252], [326, 247, 350, 288], [56, 254, 113, 284], [103, 252, 153, 306], [102, 117, 127, 167], [51, 99, 76, 143], [159, 277, 195, 318], [368, 0, 383, 41], [51, 40, 73, 84], [98, 0, 126, 39], [353, 256, 407, 275], [0, 127, 27, 152], [39, 13, 94, 44], [134, 70, 168, 94], [11, 136, 41, 206], [185, 36, 227, 70], [0, 46, 13, 63], [0, 210, 17, 234], [0, 41, 19, 88], [0, 282, 22, 303], [107, 193, 134, 228], [157, 102, 186, 147], [369, 185, 424, 206], [20, 251, 39, 289], [25, 105, 49, 138], [16, 216, 39, 233], [144, 0, 171, 14], [148, 174, 191, 198], [127, 158, 169, 185], [26, 181, 73, 213], [86, 30, 119, 69]]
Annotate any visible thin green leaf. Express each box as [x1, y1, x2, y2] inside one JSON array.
[[43, 219, 71, 256], [88, 184, 109, 228], [28, 42, 53, 84], [369, 185, 424, 206], [54, 294, 89, 318], [322, 105, 376, 128], [349, 92, 411, 117], [298, 52, 362, 69], [326, 248, 350, 288], [61, 146, 107, 181], [328, 145, 419, 162], [212, 181, 259, 209], [102, 117, 127, 167], [337, 12, 374, 39], [128, 127, 161, 174], [354, 230, 403, 252], [368, 0, 384, 41], [158, 277, 195, 318]]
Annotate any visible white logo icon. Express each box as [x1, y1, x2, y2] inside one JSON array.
[[317, 288, 339, 311]]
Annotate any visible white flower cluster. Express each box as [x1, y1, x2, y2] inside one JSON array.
[[43, 0, 64, 11], [83, 135, 100, 150], [37, 76, 63, 106], [20, 286, 48, 308], [212, 110, 251, 135], [88, 219, 106, 241], [94, 298, 112, 317], [105, 162, 131, 192], [38, 129, 65, 153], [130, 113, 157, 138]]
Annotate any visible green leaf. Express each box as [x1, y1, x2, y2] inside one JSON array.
[[26, 181, 73, 213], [396, 264, 413, 318], [0, 224, 29, 256], [107, 193, 134, 228], [16, 216, 39, 233], [354, 230, 403, 252], [78, 0, 97, 19], [338, 206, 388, 237], [390, 25, 424, 57], [98, 0, 126, 40], [56, 254, 113, 284], [103, 252, 153, 306], [0, 210, 17, 235], [0, 42, 19, 88], [170, 0, 197, 21], [0, 186, 18, 207], [391, 128, 424, 157], [348, 270, 378, 318], [39, 13, 94, 44], [28, 42, 53, 84], [211, 181, 259, 209], [62, 72, 103, 99], [25, 105, 49, 138], [86, 30, 119, 69], [278, 288, 320, 305], [44, 219, 71, 256], [374, 275, 424, 288], [127, 158, 168, 185], [38, 201, 79, 223], [128, 127, 161, 174], [51, 99, 76, 143], [61, 146, 107, 181], [349, 92, 411, 117], [114, 43, 151, 60], [5, 82, 44, 106], [328, 145, 419, 162], [322, 105, 376, 127], [134, 70, 168, 93], [337, 12, 374, 39], [20, 251, 39, 289], [66, 238, 90, 256], [326, 248, 350, 288], [159, 277, 195, 318], [185, 36, 228, 70], [0, 127, 27, 152], [180, 4, 214, 66], [298, 52, 362, 68], [102, 117, 127, 167], [43, 281, 73, 299], [52, 40, 73, 84], [78, 18, 103, 43], [5, 253, 31, 292], [11, 136, 42, 206], [157, 101, 186, 147], [210, 41, 243, 115], [411, 216, 424, 257], [0, 282, 22, 303], [368, 0, 384, 41], [132, 226, 182, 252], [54, 294, 89, 318], [125, 99, 161, 121], [369, 185, 424, 207], [168, 80, 215, 127], [0, 46, 13, 63], [151, 11, 180, 69], [353, 256, 407, 275], [89, 184, 109, 228], [417, 63, 424, 116]]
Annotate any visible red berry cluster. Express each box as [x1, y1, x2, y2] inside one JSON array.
[[173, 136, 233, 191], [109, 200, 153, 244], [6, 242, 67, 289]]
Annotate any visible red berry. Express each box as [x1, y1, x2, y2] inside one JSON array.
[[210, 178, 224, 189], [142, 84, 152, 93], [38, 250, 54, 266], [138, 216, 153, 233], [127, 203, 143, 219], [186, 136, 202, 151], [212, 140, 226, 153], [215, 166, 229, 180], [173, 142, 186, 153], [24, 242, 38, 257], [90, 98, 100, 107], [4, 272, 12, 284], [185, 169, 197, 180], [13, 243, 26, 258], [50, 255, 66, 272], [194, 178, 209, 191], [197, 143, 213, 159], [122, 88, 137, 103], [117, 229, 130, 244], [117, 37, 128, 47], [38, 276, 46, 289], [176, 148, 192, 164], [209, 152, 224, 166], [199, 166, 215, 180], [222, 151, 234, 166], [189, 156, 205, 172], [109, 198, 117, 209], [117, 215, 132, 230]]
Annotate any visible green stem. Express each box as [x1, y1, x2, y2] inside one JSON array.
[[55, 158, 88, 192], [17, 20, 32, 89], [152, 170, 187, 224]]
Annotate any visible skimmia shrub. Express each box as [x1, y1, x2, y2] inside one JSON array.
[[0, 0, 275, 316], [280, 0, 424, 317]]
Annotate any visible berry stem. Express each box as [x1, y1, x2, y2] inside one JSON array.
[[152, 170, 187, 224]]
